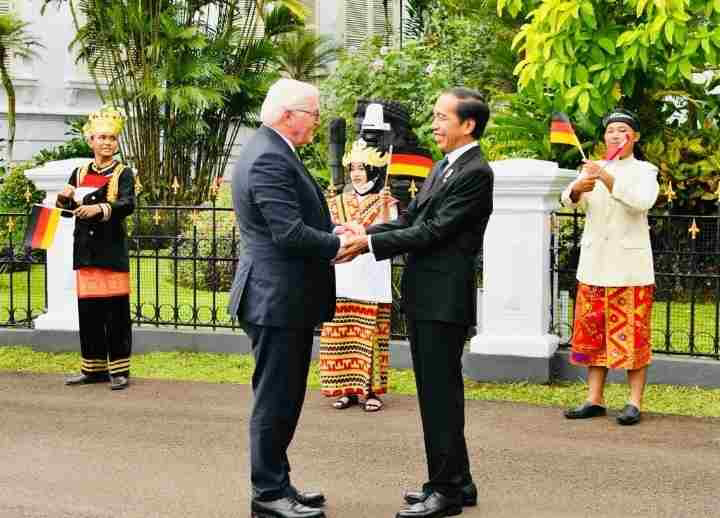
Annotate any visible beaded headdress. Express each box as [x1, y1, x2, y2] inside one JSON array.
[[342, 139, 389, 168], [83, 106, 125, 137]]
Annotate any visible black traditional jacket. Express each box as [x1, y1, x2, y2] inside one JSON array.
[[56, 161, 135, 272]]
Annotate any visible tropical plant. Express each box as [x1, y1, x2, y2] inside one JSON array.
[[0, 14, 42, 165], [504, 0, 720, 125], [402, 0, 432, 41], [273, 29, 339, 82], [305, 4, 519, 173], [490, 0, 720, 212], [41, 0, 304, 205]]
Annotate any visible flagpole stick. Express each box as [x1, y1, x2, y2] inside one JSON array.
[[34, 203, 74, 216], [381, 145, 394, 222]]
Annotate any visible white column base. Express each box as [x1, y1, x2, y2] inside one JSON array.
[[470, 333, 559, 358], [33, 307, 79, 331]]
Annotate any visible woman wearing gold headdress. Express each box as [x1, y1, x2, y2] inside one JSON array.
[[56, 106, 136, 391], [319, 139, 397, 412]]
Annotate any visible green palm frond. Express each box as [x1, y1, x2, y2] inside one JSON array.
[[273, 29, 339, 82]]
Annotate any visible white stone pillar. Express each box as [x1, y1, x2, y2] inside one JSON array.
[[24, 158, 90, 331], [471, 159, 576, 358]]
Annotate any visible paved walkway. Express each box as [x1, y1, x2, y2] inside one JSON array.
[[1, 372, 719, 518]]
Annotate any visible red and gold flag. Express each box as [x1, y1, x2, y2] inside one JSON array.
[[23, 205, 62, 250], [604, 134, 630, 161], [550, 112, 584, 155], [387, 153, 433, 178]]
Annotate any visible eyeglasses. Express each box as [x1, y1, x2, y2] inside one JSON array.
[[291, 109, 321, 120]]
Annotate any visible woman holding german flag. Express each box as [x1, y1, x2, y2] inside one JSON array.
[[56, 106, 136, 391], [558, 109, 659, 426]]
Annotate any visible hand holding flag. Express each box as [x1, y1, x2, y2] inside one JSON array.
[[550, 112, 586, 160]]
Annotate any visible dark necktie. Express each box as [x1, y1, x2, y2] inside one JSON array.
[[427, 156, 449, 194]]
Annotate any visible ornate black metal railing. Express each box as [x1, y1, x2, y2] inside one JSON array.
[[2, 203, 483, 339], [0, 211, 47, 327], [551, 211, 720, 359], [4, 202, 717, 359]]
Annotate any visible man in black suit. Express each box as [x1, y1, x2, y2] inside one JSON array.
[[228, 78, 351, 518], [338, 88, 493, 518]]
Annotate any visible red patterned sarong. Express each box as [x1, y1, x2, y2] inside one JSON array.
[[319, 298, 391, 397], [76, 267, 130, 299], [570, 283, 654, 370]]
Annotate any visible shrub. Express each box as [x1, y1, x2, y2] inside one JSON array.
[[171, 184, 240, 292]]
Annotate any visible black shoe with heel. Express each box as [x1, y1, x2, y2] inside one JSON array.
[[616, 404, 641, 425], [404, 482, 477, 507], [564, 402, 606, 419], [251, 497, 325, 518], [396, 492, 463, 518]]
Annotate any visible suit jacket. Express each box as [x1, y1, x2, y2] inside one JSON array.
[[561, 156, 659, 286], [57, 161, 135, 272], [227, 125, 341, 328], [368, 146, 494, 325]]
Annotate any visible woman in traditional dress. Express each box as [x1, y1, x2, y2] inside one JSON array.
[[561, 109, 659, 425], [319, 139, 398, 412]]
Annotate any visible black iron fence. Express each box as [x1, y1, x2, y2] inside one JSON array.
[[3, 203, 717, 359], [0, 211, 47, 327], [2, 203, 484, 339], [551, 211, 720, 359]]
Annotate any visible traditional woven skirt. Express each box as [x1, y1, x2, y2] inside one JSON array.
[[319, 298, 391, 397], [570, 282, 654, 370]]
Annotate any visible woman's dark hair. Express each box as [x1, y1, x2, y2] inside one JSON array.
[[443, 87, 490, 138]]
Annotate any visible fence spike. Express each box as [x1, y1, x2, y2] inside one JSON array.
[[688, 218, 700, 240]]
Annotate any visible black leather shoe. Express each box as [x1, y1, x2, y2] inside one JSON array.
[[564, 402, 607, 419], [65, 373, 109, 385], [251, 497, 325, 518], [289, 486, 325, 507], [110, 376, 129, 390], [617, 404, 641, 425], [404, 482, 477, 507], [396, 492, 463, 518]]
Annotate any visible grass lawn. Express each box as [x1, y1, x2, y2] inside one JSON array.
[[5, 261, 719, 355], [1, 346, 719, 418]]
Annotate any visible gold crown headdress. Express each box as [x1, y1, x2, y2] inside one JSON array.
[[342, 139, 389, 168], [83, 106, 125, 137]]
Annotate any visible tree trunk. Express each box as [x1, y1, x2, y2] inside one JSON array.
[[0, 56, 15, 166]]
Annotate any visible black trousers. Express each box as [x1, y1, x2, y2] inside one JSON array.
[[243, 322, 315, 502], [78, 295, 132, 377], [407, 317, 472, 499]]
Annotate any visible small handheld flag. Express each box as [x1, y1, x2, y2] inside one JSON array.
[[23, 205, 67, 250], [387, 152, 433, 178], [550, 112, 586, 159], [604, 135, 630, 161]]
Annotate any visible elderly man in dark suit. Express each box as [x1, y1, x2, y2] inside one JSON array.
[[338, 88, 493, 518], [228, 78, 350, 518]]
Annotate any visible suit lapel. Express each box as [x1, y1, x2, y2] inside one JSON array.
[[415, 146, 482, 210], [260, 126, 332, 226]]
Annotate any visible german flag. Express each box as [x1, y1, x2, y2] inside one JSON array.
[[387, 153, 433, 178], [550, 112, 584, 154], [24, 205, 62, 250]]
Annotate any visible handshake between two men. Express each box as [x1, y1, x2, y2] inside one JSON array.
[[333, 222, 370, 264]]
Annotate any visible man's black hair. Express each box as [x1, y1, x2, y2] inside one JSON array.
[[443, 87, 490, 139]]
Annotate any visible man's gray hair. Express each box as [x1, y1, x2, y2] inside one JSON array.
[[260, 78, 320, 126]]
